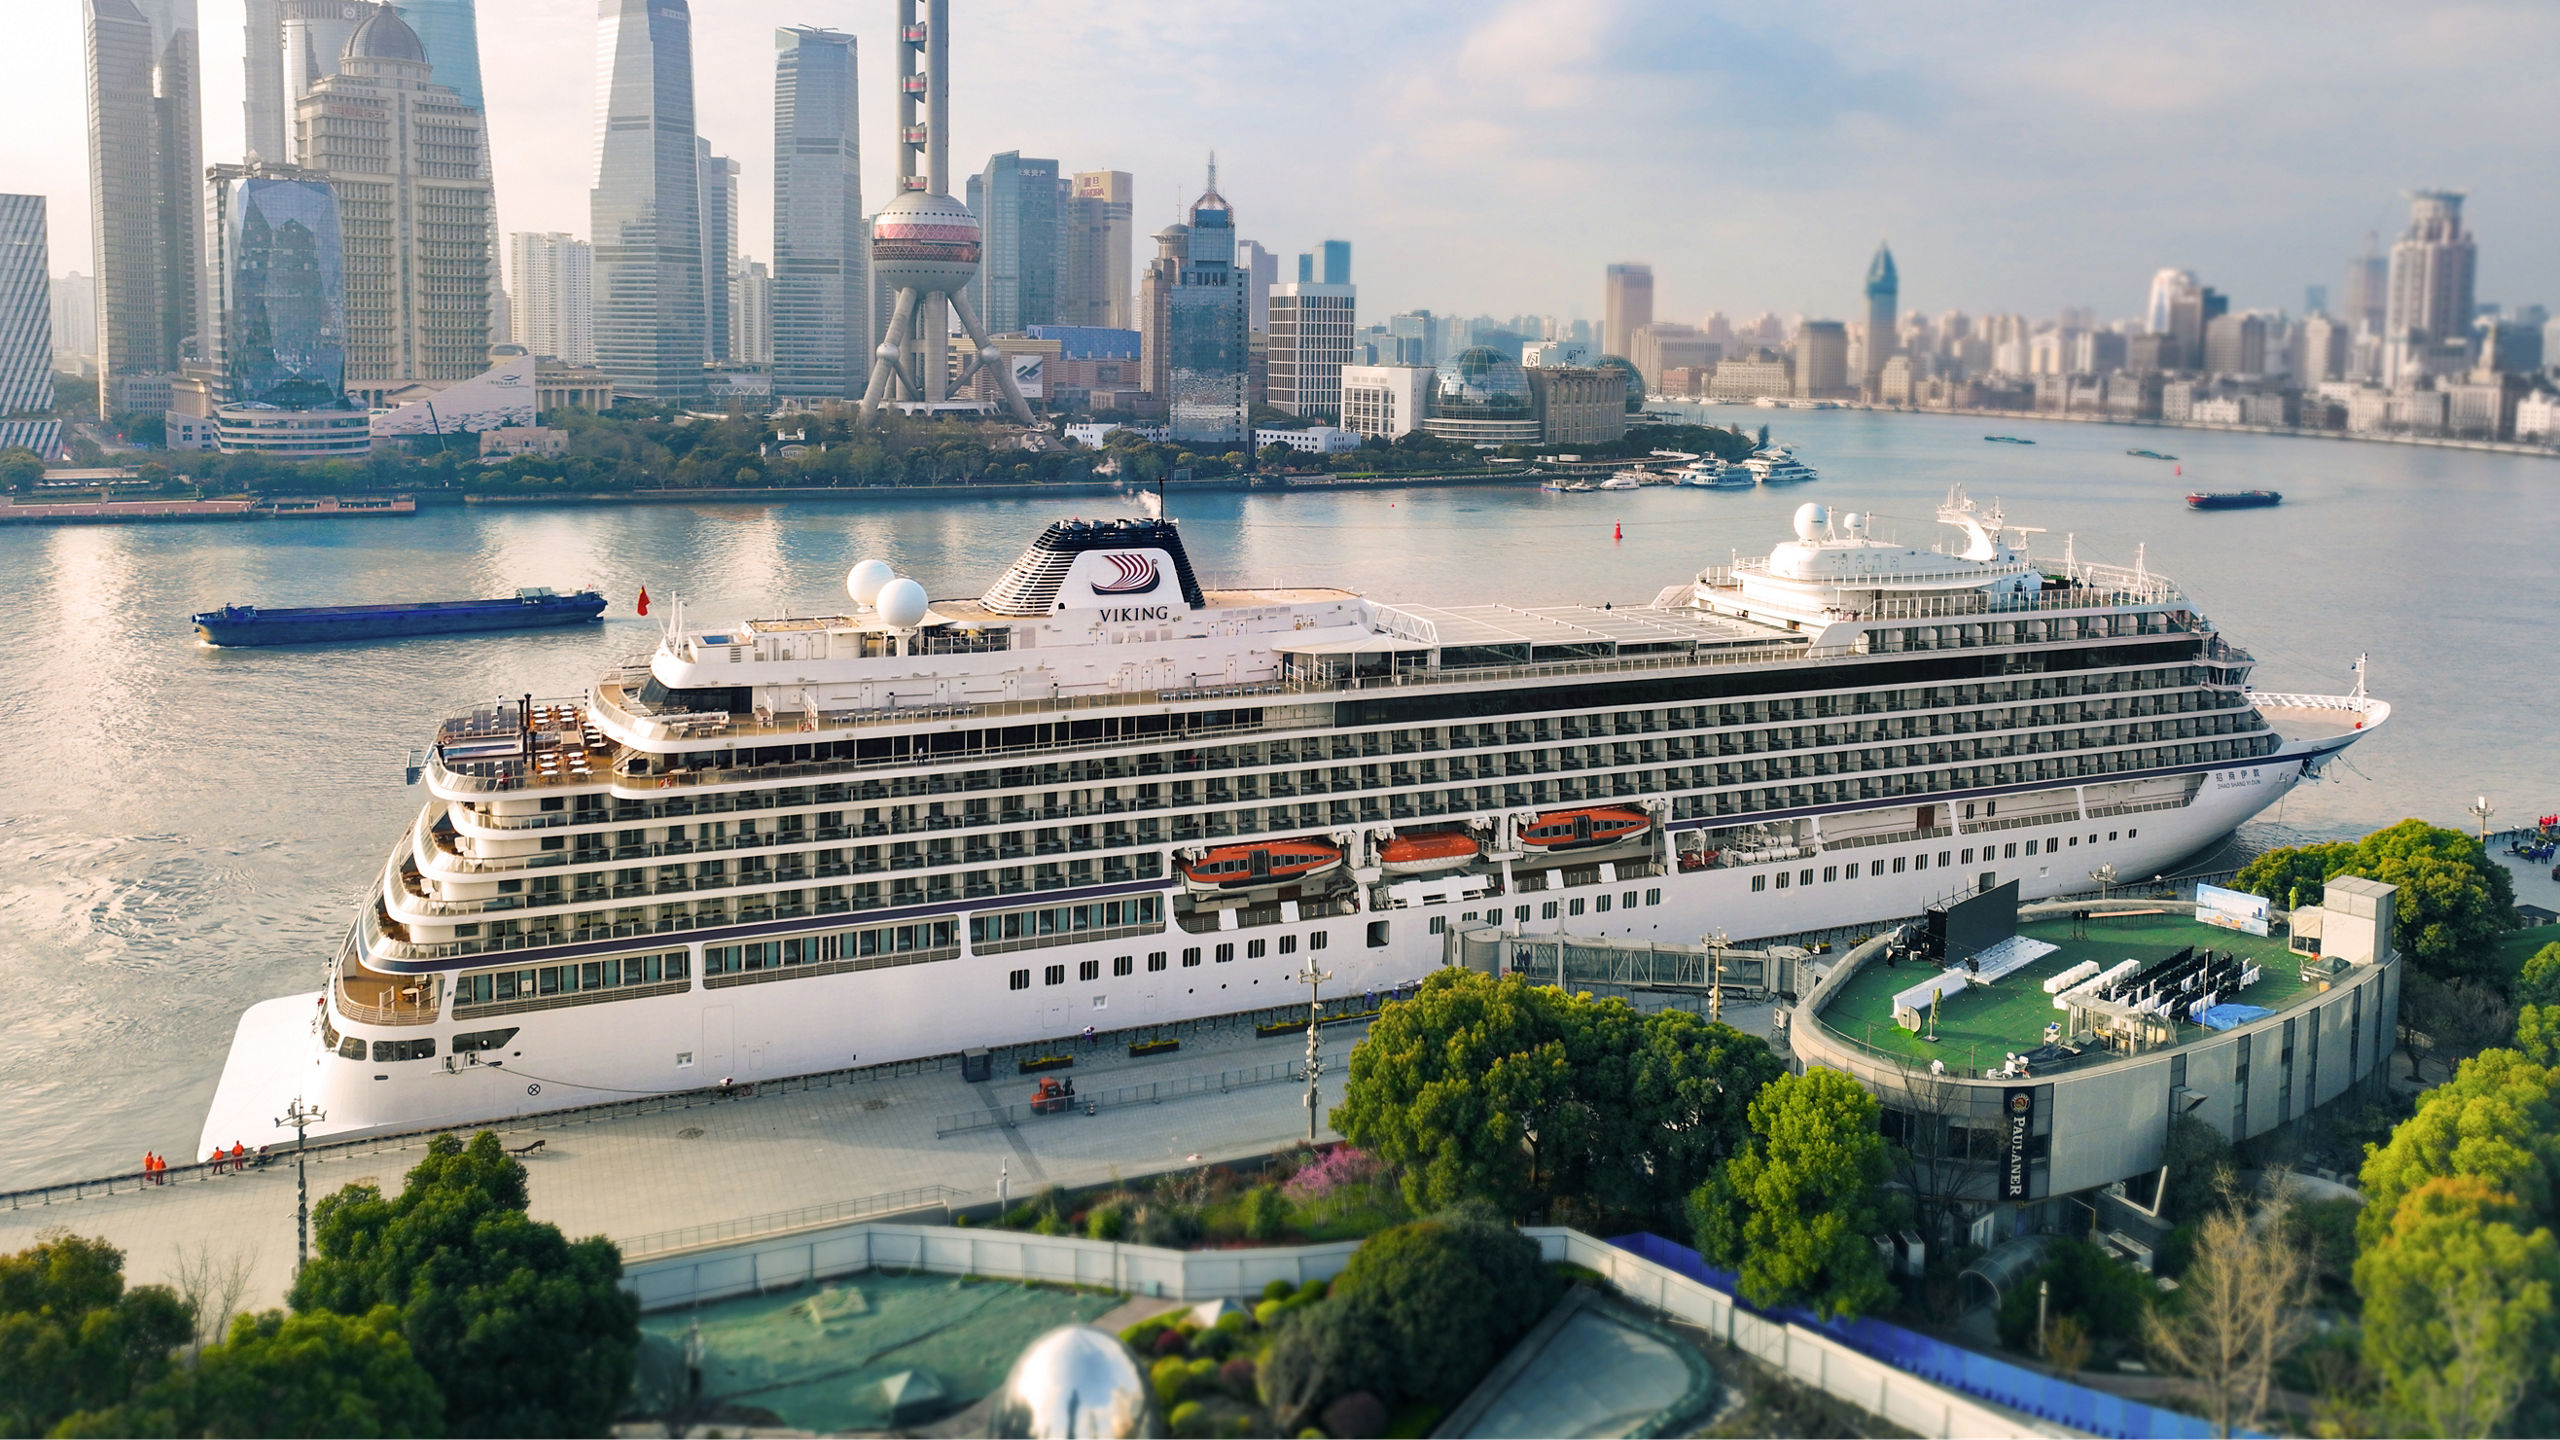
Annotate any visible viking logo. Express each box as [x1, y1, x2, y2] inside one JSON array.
[[1091, 553, 1161, 595]]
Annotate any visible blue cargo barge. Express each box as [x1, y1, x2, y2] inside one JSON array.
[[192, 588, 608, 646]]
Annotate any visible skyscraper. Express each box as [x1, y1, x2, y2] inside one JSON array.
[[243, 0, 287, 161], [278, 0, 364, 158], [1235, 239, 1275, 332], [1321, 239, 1351, 287], [733, 258, 771, 366], [0, 196, 55, 417], [770, 26, 864, 399], [697, 140, 739, 361], [2143, 268, 2196, 336], [1862, 241, 1897, 398], [966, 152, 1060, 333], [2385, 191, 2477, 348], [1165, 163, 1249, 446], [2341, 235, 2387, 334], [1792, 320, 1848, 398], [393, 0, 483, 110], [84, 0, 205, 415], [1064, 170, 1133, 329], [298, 6, 491, 388], [509, 232, 593, 363], [50, 272, 99, 373], [591, 0, 704, 401], [1602, 263, 1651, 358], [1138, 221, 1183, 403]]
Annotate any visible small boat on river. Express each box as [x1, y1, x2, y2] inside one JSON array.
[[2185, 491, 2282, 511], [192, 588, 607, 646]]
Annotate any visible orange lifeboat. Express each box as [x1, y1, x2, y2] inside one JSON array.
[[1379, 830, 1480, 876], [1181, 838, 1343, 893], [1519, 806, 1650, 851]]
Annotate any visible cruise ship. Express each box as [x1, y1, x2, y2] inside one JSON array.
[[202, 490, 2387, 1148]]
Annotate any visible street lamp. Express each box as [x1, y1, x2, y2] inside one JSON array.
[[276, 1097, 326, 1273], [1295, 963, 1335, 1145]]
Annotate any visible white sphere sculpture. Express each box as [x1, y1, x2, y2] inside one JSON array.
[[876, 577, 930, 629], [848, 558, 895, 606]]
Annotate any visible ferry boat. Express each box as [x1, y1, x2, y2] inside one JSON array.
[[202, 497, 2389, 1149], [1742, 448, 1818, 484], [1600, 471, 1646, 491], [1673, 459, 1753, 489]]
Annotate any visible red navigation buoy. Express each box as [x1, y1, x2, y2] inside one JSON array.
[[1613, 521, 1623, 541]]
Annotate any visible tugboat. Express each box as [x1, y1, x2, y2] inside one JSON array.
[[1518, 806, 1651, 851], [1180, 839, 1343, 893], [2185, 490, 2282, 511]]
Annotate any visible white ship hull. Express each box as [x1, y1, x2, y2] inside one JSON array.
[[200, 743, 2345, 1153]]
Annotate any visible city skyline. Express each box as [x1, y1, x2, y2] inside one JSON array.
[[16, 2, 2560, 330]]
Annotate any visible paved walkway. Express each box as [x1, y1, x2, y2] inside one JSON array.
[[0, 1017, 1364, 1313]]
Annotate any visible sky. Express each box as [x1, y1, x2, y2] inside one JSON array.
[[11, 0, 2560, 328]]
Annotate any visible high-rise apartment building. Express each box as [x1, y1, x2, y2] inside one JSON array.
[[1268, 280, 1354, 421], [1159, 166, 1248, 446], [509, 232, 593, 364], [770, 26, 863, 398], [1862, 241, 1898, 397], [591, 0, 704, 401], [297, 6, 492, 388], [0, 196, 55, 417], [966, 152, 1060, 334], [697, 140, 739, 361], [733, 259, 771, 366], [84, 0, 205, 415], [2385, 191, 2477, 348], [1603, 263, 1652, 358], [1063, 170, 1133, 329]]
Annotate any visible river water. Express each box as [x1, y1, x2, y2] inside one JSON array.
[[3, 408, 2553, 1184]]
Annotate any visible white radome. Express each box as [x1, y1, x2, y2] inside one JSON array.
[[848, 558, 895, 606], [876, 576, 930, 629]]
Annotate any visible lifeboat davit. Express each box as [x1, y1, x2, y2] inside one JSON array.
[[1379, 830, 1480, 876], [1519, 806, 1650, 851], [1181, 839, 1344, 893]]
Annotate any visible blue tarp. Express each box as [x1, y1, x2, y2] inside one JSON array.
[[1609, 1233, 2235, 1440], [2197, 1003, 2275, 1031]]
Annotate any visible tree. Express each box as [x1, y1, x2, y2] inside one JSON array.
[[1690, 1068, 1895, 1319], [2354, 1175, 2560, 1439], [2357, 1049, 2560, 1249], [62, 1305, 444, 1439], [2143, 1182, 2315, 1437], [2515, 944, 2560, 1066], [0, 445, 40, 493], [290, 1132, 638, 1438], [1603, 1006, 1783, 1219], [1998, 1238, 2153, 1353], [1879, 1067, 1979, 1248], [0, 1233, 193, 1437], [2235, 821, 2515, 982]]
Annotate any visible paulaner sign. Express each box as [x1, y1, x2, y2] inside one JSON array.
[[2002, 1086, 2036, 1200]]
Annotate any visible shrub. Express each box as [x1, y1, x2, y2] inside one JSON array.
[[1218, 1355, 1257, 1399], [1167, 1398, 1206, 1437], [1243, 1184, 1287, 1241], [1254, 1298, 1284, 1328], [1322, 1390, 1390, 1439], [1191, 1326, 1235, 1361], [1150, 1327, 1189, 1358], [1995, 1239, 2152, 1351], [1263, 1278, 1295, 1303], [1087, 1202, 1128, 1241], [1213, 1310, 1248, 1334], [1151, 1354, 1191, 1410]]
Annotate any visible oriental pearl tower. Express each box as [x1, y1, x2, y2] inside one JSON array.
[[858, 0, 1035, 424]]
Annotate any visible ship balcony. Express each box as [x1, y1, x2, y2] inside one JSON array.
[[335, 943, 441, 1027]]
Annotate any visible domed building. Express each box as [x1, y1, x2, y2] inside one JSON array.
[[1594, 355, 1644, 411], [1423, 346, 1541, 446]]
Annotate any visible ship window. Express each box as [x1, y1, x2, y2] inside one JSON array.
[[1871, 861, 1885, 877], [1824, 866, 1838, 882], [1774, 872, 1789, 890], [540, 797, 565, 812], [2127, 828, 2138, 838], [540, 836, 565, 851], [338, 1036, 364, 1060], [1646, 889, 1661, 905], [1892, 858, 1906, 873], [1079, 960, 1100, 981], [1216, 943, 1235, 963], [1280, 935, 1298, 954], [1044, 964, 1064, 986], [1543, 901, 1560, 918], [1310, 932, 1329, 950], [1247, 939, 1267, 959], [452, 1028, 518, 1054], [1939, 852, 1951, 867], [2005, 843, 2018, 859], [498, 879, 523, 894], [1570, 897, 1588, 914], [1430, 916, 1446, 934], [1113, 954, 1133, 976], [2068, 836, 2078, 846], [1183, 947, 1202, 967], [1962, 849, 1974, 864], [1010, 969, 1029, 990], [1594, 895, 1611, 913], [1367, 920, 1390, 947], [371, 1038, 436, 1063], [2109, 831, 2119, 842], [1147, 951, 1167, 972], [1801, 869, 1815, 886]]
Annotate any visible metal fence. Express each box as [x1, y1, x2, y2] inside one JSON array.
[[935, 1060, 1305, 1137], [619, 1185, 962, 1260]]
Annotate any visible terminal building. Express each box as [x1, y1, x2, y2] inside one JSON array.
[[1788, 876, 2400, 1255]]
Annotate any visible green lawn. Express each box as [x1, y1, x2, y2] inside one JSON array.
[[1820, 913, 2310, 1074], [2493, 926, 2557, 986]]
